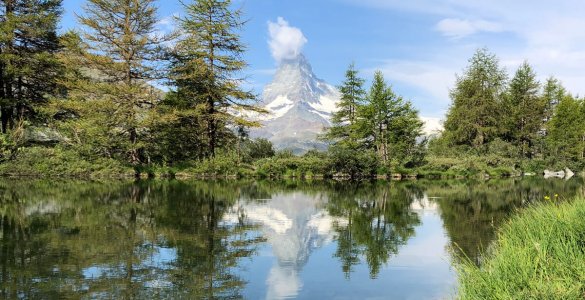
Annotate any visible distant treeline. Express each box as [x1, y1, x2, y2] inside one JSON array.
[[0, 1, 582, 178]]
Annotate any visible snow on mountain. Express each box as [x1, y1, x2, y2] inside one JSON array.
[[250, 54, 340, 154], [249, 53, 443, 153]]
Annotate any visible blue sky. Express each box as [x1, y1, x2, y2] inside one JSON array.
[[61, 0, 585, 123]]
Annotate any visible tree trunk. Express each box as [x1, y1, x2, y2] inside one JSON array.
[[2, 0, 15, 133], [0, 46, 4, 133], [129, 127, 140, 165], [207, 97, 216, 157]]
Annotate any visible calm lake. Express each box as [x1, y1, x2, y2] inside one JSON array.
[[1, 178, 583, 299]]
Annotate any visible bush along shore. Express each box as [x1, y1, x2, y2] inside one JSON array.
[[0, 144, 576, 180], [456, 197, 585, 299]]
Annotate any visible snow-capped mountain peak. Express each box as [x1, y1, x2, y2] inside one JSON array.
[[261, 54, 339, 122], [251, 54, 340, 154]]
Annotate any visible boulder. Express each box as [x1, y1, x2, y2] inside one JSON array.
[[544, 169, 565, 179], [565, 168, 575, 180], [24, 126, 69, 145]]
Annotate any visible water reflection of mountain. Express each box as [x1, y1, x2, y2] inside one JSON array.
[[226, 191, 344, 299], [226, 181, 428, 299]]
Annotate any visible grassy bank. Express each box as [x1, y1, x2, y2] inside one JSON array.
[[457, 198, 585, 299]]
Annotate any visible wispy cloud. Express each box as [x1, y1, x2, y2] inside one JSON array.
[[345, 0, 585, 106], [435, 18, 503, 39], [363, 59, 460, 114]]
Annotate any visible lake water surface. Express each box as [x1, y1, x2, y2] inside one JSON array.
[[0, 178, 583, 299]]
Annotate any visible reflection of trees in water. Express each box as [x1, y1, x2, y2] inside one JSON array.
[[430, 177, 585, 265], [1, 178, 583, 298], [0, 180, 264, 299], [326, 182, 422, 278]]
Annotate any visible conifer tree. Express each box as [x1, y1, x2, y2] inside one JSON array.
[[546, 95, 585, 163], [358, 71, 422, 165], [502, 62, 544, 158], [171, 0, 260, 157], [326, 63, 365, 145], [443, 48, 507, 149], [0, 0, 62, 133], [68, 0, 169, 164], [541, 77, 566, 124]]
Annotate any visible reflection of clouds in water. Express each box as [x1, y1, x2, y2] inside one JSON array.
[[266, 265, 301, 300], [410, 195, 439, 216], [82, 245, 177, 289]]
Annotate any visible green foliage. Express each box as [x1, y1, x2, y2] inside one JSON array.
[[431, 48, 585, 175], [187, 150, 252, 177], [170, 0, 262, 156], [0, 146, 134, 178], [0, 133, 15, 161], [254, 149, 332, 178], [546, 95, 585, 167], [326, 63, 366, 143], [241, 138, 275, 163], [50, 0, 172, 166], [457, 199, 585, 299], [144, 92, 209, 164], [324, 68, 424, 177], [328, 144, 378, 178], [0, 0, 63, 133], [501, 62, 545, 158], [444, 48, 507, 149]]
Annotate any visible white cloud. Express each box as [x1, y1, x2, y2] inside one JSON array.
[[436, 18, 503, 39], [420, 116, 444, 135], [268, 17, 308, 63], [345, 0, 585, 115], [366, 59, 460, 113]]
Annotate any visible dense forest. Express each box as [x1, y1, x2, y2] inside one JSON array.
[[0, 0, 583, 179]]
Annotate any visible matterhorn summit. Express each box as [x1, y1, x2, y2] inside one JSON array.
[[251, 54, 341, 154]]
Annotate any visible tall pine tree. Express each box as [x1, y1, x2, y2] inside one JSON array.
[[358, 71, 422, 166], [0, 0, 62, 133], [541, 77, 566, 124], [502, 62, 544, 158], [69, 0, 170, 164], [546, 95, 585, 164], [171, 0, 260, 157], [325, 63, 365, 146], [443, 48, 507, 149]]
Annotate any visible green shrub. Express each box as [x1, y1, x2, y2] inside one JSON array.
[[0, 146, 134, 178], [186, 151, 252, 177]]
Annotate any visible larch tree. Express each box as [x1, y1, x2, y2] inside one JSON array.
[[358, 71, 423, 166], [326, 63, 366, 146], [502, 62, 544, 158], [171, 0, 260, 157], [546, 95, 585, 163], [443, 48, 507, 149], [541, 77, 566, 124], [0, 0, 62, 134], [62, 0, 172, 164]]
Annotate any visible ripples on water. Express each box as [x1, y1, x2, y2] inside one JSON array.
[[0, 178, 582, 299]]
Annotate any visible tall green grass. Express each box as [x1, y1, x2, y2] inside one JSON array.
[[457, 198, 585, 299]]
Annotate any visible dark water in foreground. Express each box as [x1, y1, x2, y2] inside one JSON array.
[[0, 178, 583, 299]]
